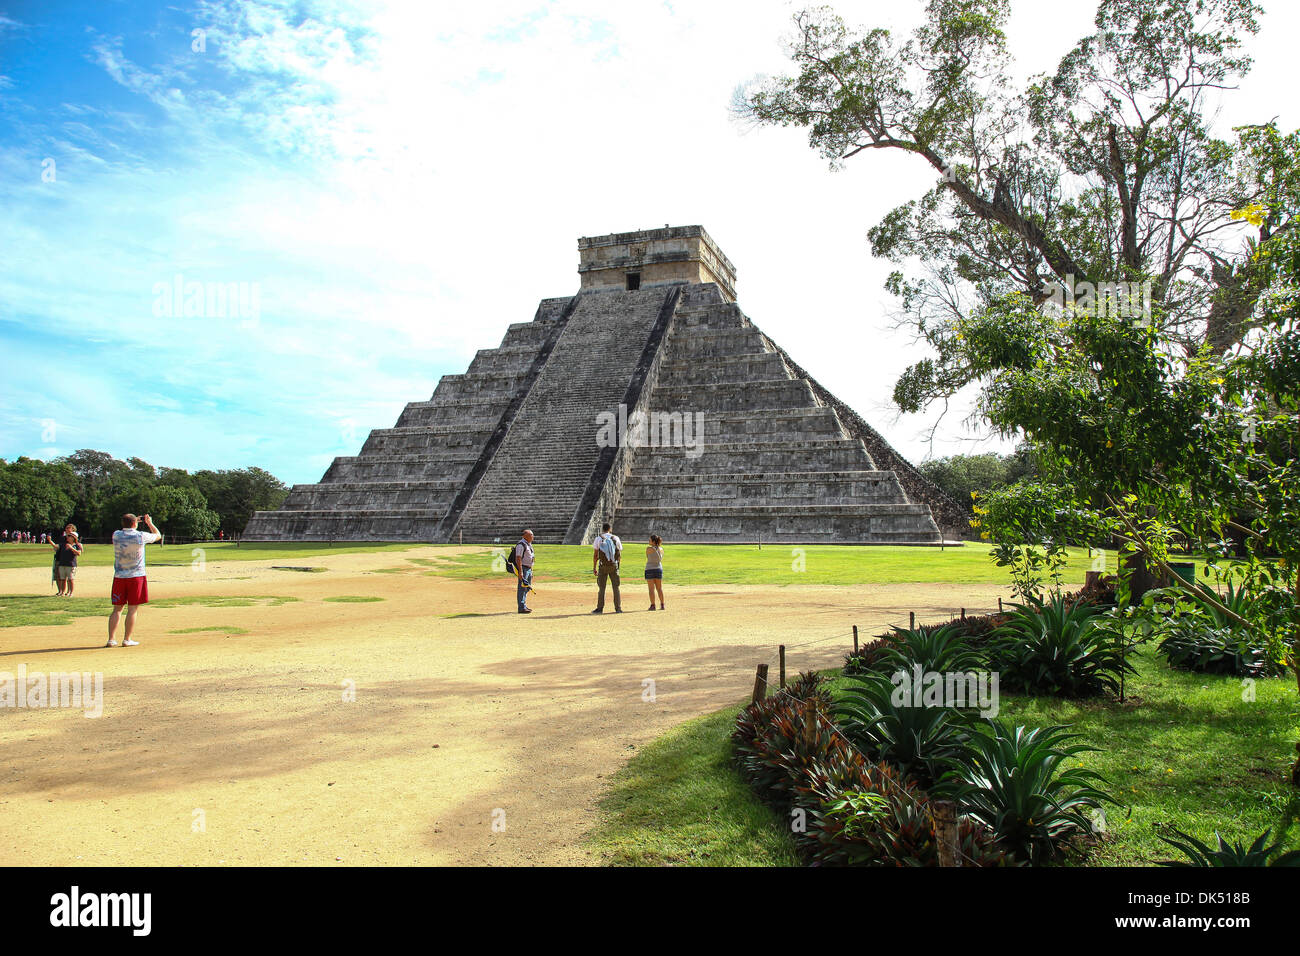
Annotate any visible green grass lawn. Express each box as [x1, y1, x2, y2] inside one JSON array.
[[589, 653, 1299, 867], [0, 594, 298, 627], [419, 543, 1126, 588], [588, 704, 802, 866], [0, 541, 423, 571]]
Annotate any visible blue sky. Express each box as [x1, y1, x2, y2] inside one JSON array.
[[2, 1, 1298, 486]]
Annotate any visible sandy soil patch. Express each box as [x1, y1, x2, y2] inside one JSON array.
[[0, 547, 1004, 866]]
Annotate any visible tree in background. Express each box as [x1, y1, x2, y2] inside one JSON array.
[[192, 467, 289, 536], [0, 458, 77, 530], [918, 445, 1037, 514], [0, 451, 288, 539]]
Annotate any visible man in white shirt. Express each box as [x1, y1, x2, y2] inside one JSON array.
[[514, 529, 535, 614], [591, 522, 623, 614], [107, 512, 162, 647]]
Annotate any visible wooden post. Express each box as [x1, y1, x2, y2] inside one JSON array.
[[852, 625, 859, 653], [998, 596, 1003, 613], [909, 610, 916, 630], [934, 800, 960, 867], [1085, 570, 1102, 589], [778, 645, 786, 688], [960, 607, 966, 621], [751, 663, 769, 704]]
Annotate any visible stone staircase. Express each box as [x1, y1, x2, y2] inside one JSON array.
[[450, 287, 676, 544], [242, 297, 575, 540], [607, 287, 944, 543]]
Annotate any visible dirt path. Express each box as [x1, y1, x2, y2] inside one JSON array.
[[0, 548, 1004, 866]]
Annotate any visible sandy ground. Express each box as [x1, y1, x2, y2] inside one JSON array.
[[0, 547, 1003, 866]]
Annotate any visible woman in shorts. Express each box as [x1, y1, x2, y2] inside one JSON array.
[[50, 524, 83, 596], [645, 534, 665, 611]]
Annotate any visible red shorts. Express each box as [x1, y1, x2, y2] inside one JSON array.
[[111, 576, 149, 606]]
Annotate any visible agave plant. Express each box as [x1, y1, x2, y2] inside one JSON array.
[[941, 720, 1116, 865], [834, 674, 973, 786], [1157, 826, 1300, 867], [991, 592, 1134, 697], [878, 622, 986, 674]]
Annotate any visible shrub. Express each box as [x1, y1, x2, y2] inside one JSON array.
[[1156, 617, 1279, 677], [1149, 579, 1285, 677], [941, 720, 1116, 865], [991, 592, 1134, 697], [834, 674, 974, 787], [1063, 573, 1118, 609], [1156, 826, 1300, 867], [843, 614, 1008, 674], [732, 675, 1012, 866], [842, 635, 896, 677], [877, 622, 985, 674]]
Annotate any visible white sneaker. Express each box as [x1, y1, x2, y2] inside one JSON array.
[[105, 640, 118, 647], [123, 639, 139, 647]]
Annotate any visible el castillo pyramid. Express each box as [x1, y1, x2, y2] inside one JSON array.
[[244, 226, 963, 544]]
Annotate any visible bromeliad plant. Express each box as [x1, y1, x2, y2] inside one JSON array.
[[732, 671, 1011, 866], [940, 720, 1118, 865], [991, 592, 1135, 697]]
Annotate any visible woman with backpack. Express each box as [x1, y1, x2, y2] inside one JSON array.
[[645, 534, 665, 611]]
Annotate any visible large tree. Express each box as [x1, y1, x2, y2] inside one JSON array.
[[740, 0, 1300, 777]]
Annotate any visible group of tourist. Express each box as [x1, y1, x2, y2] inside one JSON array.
[[511, 523, 666, 614], [3, 529, 49, 543], [30, 514, 164, 645]]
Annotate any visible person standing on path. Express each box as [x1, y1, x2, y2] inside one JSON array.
[[107, 513, 162, 647], [645, 534, 665, 610], [591, 522, 622, 614], [49, 523, 83, 596], [514, 529, 535, 614]]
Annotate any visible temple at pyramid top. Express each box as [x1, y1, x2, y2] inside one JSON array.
[[245, 225, 963, 544], [578, 225, 737, 301]]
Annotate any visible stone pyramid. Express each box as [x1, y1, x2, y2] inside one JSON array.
[[244, 226, 963, 544]]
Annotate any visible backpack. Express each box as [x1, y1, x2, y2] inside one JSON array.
[[505, 539, 526, 574], [597, 533, 618, 565]]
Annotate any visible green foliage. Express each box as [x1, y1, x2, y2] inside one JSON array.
[[0, 458, 77, 529], [1157, 826, 1300, 867], [732, 673, 1010, 866], [1156, 617, 1278, 677], [834, 674, 974, 786], [741, 0, 1300, 767], [918, 446, 1037, 515], [0, 450, 288, 538], [991, 593, 1135, 697], [942, 720, 1117, 865], [876, 622, 984, 675]]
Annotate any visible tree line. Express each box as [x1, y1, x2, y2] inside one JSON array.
[[0, 450, 289, 540]]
